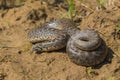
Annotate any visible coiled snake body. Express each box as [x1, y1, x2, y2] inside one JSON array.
[[27, 19, 108, 66], [66, 30, 108, 66], [27, 19, 79, 52]]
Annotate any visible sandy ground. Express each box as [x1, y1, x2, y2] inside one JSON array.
[[0, 0, 120, 80]]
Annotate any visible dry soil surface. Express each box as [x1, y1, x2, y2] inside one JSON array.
[[0, 0, 120, 80]]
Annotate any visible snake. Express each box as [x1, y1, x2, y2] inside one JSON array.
[[27, 18, 80, 52], [66, 30, 108, 66], [27, 18, 108, 66]]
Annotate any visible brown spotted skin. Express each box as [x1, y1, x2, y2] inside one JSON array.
[[66, 30, 108, 66]]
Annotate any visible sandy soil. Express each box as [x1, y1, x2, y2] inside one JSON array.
[[0, 0, 120, 80]]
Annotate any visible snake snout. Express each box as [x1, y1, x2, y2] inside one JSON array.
[[32, 45, 42, 53]]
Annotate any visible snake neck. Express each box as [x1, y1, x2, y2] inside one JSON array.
[[60, 19, 81, 36], [66, 27, 80, 37]]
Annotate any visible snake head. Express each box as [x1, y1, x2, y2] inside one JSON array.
[[31, 45, 43, 54]]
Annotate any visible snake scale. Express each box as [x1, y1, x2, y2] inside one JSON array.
[[27, 18, 108, 66]]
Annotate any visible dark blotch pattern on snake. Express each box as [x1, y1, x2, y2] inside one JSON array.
[[27, 18, 79, 52], [66, 30, 108, 66]]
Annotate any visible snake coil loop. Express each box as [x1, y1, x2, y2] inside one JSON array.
[[66, 30, 108, 66]]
